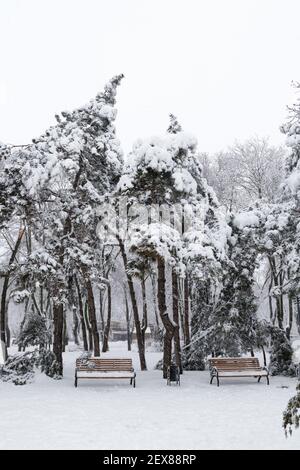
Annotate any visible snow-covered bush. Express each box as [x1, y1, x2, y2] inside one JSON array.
[[283, 383, 300, 435], [182, 346, 206, 371], [35, 348, 62, 379], [0, 352, 35, 385], [269, 326, 296, 376]]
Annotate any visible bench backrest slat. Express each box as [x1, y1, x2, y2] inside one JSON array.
[[209, 357, 260, 370], [76, 358, 133, 371]]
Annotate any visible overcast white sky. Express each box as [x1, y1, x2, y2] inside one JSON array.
[[1, 0, 300, 154]]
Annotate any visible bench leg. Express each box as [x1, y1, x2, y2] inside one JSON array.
[[258, 376, 261, 383], [133, 378, 136, 388], [211, 375, 219, 386], [130, 378, 132, 385], [266, 375, 269, 385], [74, 375, 78, 388]]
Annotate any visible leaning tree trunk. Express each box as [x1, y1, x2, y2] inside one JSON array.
[[172, 268, 182, 373], [102, 283, 112, 353], [117, 234, 147, 370], [157, 256, 176, 378], [0, 226, 25, 361], [261, 345, 267, 366], [53, 302, 64, 376]]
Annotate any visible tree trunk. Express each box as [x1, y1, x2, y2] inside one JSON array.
[[178, 277, 185, 340], [150, 271, 160, 328], [287, 294, 294, 340], [295, 297, 300, 335], [184, 275, 191, 347], [5, 301, 10, 348], [62, 312, 68, 352], [124, 284, 131, 351], [18, 297, 30, 352], [53, 302, 64, 375], [279, 270, 284, 329], [117, 234, 147, 370], [84, 300, 93, 351], [261, 345, 267, 367], [102, 283, 112, 353], [157, 256, 175, 378], [268, 274, 274, 323], [0, 226, 25, 360], [141, 277, 148, 348], [85, 277, 100, 356], [268, 256, 283, 329], [74, 276, 88, 351], [72, 307, 80, 345], [99, 288, 105, 342], [172, 269, 182, 373]]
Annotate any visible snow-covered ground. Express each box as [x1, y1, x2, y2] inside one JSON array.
[[0, 342, 299, 450]]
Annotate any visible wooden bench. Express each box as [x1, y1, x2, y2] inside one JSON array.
[[75, 358, 136, 388], [209, 357, 269, 386]]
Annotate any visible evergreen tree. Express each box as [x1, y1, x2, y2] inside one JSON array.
[[118, 115, 227, 376], [0, 75, 124, 373], [17, 311, 51, 350]]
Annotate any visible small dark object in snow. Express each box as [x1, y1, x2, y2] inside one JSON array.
[[167, 364, 180, 386], [276, 385, 289, 389]]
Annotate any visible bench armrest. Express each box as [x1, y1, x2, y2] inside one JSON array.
[[210, 366, 218, 376], [262, 366, 269, 374]]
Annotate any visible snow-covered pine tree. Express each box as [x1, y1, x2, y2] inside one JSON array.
[[16, 310, 51, 350], [166, 114, 229, 370], [31, 74, 124, 371], [280, 83, 300, 432], [0, 75, 124, 373], [118, 115, 228, 376], [212, 210, 262, 357], [163, 119, 231, 370], [167, 114, 182, 134], [279, 83, 300, 305]]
